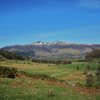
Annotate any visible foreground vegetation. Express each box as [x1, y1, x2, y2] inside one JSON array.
[[0, 77, 100, 100], [0, 59, 100, 100]]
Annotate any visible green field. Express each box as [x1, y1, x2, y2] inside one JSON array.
[[0, 60, 100, 100]]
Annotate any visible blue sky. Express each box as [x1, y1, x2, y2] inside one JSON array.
[[0, 0, 100, 47]]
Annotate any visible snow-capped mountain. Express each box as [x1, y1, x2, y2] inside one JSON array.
[[32, 41, 73, 46], [1, 41, 100, 59]]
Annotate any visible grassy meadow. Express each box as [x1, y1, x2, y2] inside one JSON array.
[[0, 60, 100, 100]]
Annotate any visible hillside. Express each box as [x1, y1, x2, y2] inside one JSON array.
[[0, 49, 25, 60], [0, 55, 7, 61], [1, 41, 100, 59]]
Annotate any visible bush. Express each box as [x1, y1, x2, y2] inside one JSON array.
[[95, 66, 100, 87], [47, 90, 55, 97], [0, 66, 17, 78], [86, 65, 91, 70], [85, 72, 94, 87], [84, 65, 100, 88]]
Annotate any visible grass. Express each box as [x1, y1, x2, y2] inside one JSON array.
[[0, 60, 99, 82], [0, 60, 75, 80], [0, 77, 100, 100], [0, 60, 100, 100]]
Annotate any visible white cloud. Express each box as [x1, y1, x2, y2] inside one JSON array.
[[79, 0, 100, 9]]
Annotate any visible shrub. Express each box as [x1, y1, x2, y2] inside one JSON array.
[[95, 66, 100, 87], [47, 90, 55, 97], [85, 72, 94, 87], [86, 65, 91, 70], [77, 66, 79, 70], [0, 66, 17, 78]]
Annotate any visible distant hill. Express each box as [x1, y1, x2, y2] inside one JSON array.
[[0, 49, 25, 60], [1, 41, 100, 59]]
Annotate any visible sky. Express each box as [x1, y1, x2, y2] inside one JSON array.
[[0, 0, 100, 47]]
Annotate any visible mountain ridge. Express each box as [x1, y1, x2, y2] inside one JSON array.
[[1, 41, 100, 59]]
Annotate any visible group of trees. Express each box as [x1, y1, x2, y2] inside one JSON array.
[[86, 49, 100, 59], [32, 59, 72, 64]]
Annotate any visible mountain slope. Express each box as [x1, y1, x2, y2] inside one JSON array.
[[0, 49, 25, 60], [1, 41, 100, 59]]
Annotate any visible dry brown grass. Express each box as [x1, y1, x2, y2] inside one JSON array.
[[62, 71, 85, 82]]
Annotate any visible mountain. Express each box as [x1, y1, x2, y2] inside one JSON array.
[[1, 41, 100, 59]]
